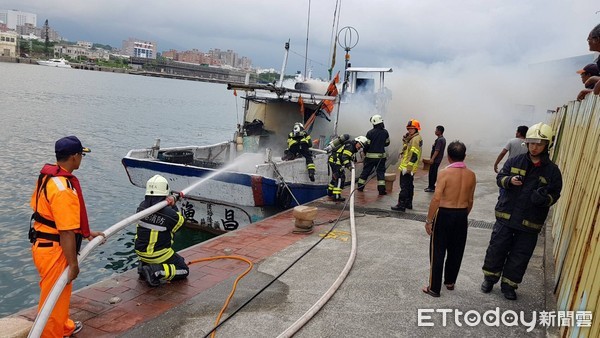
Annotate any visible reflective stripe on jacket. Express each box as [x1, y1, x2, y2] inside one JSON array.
[[398, 133, 423, 173], [287, 131, 311, 149], [365, 125, 389, 159], [495, 152, 562, 233], [328, 141, 358, 167], [135, 201, 185, 264]]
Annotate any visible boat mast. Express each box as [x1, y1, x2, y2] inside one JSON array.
[[279, 40, 290, 88], [304, 0, 311, 81]]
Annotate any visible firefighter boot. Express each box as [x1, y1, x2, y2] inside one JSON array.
[[501, 282, 517, 300], [141, 265, 161, 287], [308, 169, 315, 182], [378, 185, 387, 195]]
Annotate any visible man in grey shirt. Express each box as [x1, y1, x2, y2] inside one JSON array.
[[493, 125, 528, 173]]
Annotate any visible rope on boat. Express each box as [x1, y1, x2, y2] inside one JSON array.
[[268, 159, 301, 207]]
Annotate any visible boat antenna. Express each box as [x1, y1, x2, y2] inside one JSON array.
[[279, 40, 290, 88], [304, 0, 311, 81], [337, 26, 359, 96], [328, 0, 342, 81]]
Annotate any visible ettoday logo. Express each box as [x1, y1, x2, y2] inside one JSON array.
[[417, 308, 592, 332]]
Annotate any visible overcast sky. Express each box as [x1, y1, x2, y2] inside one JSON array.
[[5, 0, 600, 145], [5, 1, 599, 73]]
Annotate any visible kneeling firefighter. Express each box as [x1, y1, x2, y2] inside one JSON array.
[[283, 122, 316, 181], [327, 136, 367, 201], [136, 175, 189, 287]]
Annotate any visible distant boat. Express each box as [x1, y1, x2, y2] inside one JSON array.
[[36, 58, 72, 68]]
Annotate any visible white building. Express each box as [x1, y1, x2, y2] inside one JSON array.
[[122, 38, 156, 59], [76, 41, 92, 49], [0, 30, 18, 56], [54, 44, 110, 61], [0, 9, 36, 30]]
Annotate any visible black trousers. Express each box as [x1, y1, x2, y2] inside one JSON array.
[[397, 173, 414, 206], [428, 208, 469, 294], [482, 219, 538, 288], [327, 164, 345, 198], [427, 161, 441, 189], [288, 144, 314, 167], [358, 158, 386, 192], [139, 253, 190, 281]]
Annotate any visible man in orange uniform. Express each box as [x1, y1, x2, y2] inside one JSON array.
[[30, 136, 104, 337]]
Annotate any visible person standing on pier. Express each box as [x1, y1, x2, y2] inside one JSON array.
[[481, 123, 562, 300], [424, 125, 446, 193], [30, 136, 104, 337], [422, 141, 476, 297], [357, 114, 390, 195], [392, 119, 423, 212], [135, 175, 189, 287]]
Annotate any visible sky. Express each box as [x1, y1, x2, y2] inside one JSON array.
[[5, 0, 600, 147]]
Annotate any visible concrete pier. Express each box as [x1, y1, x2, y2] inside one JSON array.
[[6, 151, 558, 337]]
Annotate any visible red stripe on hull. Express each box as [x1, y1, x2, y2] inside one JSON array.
[[251, 175, 264, 206]]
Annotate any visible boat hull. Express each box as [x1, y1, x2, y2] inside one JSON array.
[[122, 156, 329, 208]]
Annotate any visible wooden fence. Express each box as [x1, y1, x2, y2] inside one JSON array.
[[549, 94, 600, 338]]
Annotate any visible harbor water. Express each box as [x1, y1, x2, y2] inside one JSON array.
[[0, 62, 241, 316]]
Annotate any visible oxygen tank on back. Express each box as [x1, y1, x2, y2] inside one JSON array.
[[324, 134, 350, 153]]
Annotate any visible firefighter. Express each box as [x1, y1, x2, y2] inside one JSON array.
[[481, 122, 562, 300], [136, 175, 189, 287], [392, 119, 423, 212], [327, 136, 367, 201], [283, 122, 316, 181], [358, 114, 390, 195]]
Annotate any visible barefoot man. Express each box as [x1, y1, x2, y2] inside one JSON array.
[[422, 140, 476, 297]]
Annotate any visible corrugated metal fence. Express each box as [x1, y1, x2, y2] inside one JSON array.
[[549, 94, 600, 338]]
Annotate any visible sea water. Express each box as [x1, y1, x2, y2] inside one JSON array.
[[0, 62, 242, 316]]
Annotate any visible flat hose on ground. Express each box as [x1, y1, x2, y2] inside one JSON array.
[[276, 163, 359, 337]]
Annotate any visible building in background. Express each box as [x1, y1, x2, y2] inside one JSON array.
[[163, 47, 252, 70], [53, 44, 110, 61], [0, 30, 18, 56], [0, 9, 36, 30], [122, 37, 156, 59]]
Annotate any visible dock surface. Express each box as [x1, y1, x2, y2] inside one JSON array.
[[10, 151, 557, 337]]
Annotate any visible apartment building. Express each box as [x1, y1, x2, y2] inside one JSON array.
[[122, 37, 156, 59], [0, 9, 36, 30]]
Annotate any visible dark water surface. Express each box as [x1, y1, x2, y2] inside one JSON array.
[[0, 62, 240, 316]]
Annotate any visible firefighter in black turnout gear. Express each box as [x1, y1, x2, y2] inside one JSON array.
[[283, 122, 316, 181], [136, 175, 189, 287], [481, 123, 562, 300], [358, 114, 390, 194], [327, 136, 367, 201]]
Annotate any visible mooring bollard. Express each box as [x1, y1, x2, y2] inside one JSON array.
[[292, 205, 318, 234]]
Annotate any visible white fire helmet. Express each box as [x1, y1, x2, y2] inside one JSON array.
[[145, 174, 170, 196], [355, 136, 368, 148], [370, 114, 384, 125], [293, 122, 305, 134]]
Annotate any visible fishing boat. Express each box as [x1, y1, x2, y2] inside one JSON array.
[[36, 58, 72, 68], [122, 34, 392, 230], [123, 67, 390, 204]]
